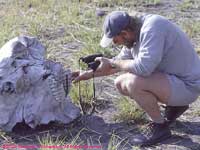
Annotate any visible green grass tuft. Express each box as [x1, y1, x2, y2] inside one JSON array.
[[69, 81, 94, 105], [113, 96, 146, 124], [180, 20, 200, 38], [178, 0, 200, 11], [38, 128, 85, 150], [107, 134, 131, 150]]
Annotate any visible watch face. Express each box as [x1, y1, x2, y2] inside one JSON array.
[[111, 60, 117, 68]]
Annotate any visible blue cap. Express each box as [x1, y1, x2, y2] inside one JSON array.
[[100, 11, 130, 48]]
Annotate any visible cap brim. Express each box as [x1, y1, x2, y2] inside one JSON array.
[[100, 34, 113, 48]]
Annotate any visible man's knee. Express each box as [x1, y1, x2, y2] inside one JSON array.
[[126, 75, 145, 94], [114, 75, 127, 95], [114, 73, 144, 95]]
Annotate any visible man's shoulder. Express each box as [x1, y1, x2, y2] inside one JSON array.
[[143, 14, 167, 22], [141, 14, 170, 33]]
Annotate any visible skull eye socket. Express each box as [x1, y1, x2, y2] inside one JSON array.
[[11, 60, 17, 68], [22, 66, 28, 74], [42, 73, 51, 80], [1, 81, 15, 94]]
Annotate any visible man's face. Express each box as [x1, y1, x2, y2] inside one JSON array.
[[113, 30, 136, 48]]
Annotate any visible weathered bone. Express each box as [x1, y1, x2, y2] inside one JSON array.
[[0, 36, 80, 131]]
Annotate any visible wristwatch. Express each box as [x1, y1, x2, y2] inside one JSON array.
[[110, 59, 117, 69]]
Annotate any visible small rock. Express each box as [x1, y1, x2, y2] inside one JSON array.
[[96, 9, 106, 17]]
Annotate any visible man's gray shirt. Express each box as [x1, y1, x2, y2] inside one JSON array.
[[115, 14, 200, 93]]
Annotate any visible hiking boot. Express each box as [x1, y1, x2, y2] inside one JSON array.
[[164, 105, 189, 124], [132, 122, 171, 147]]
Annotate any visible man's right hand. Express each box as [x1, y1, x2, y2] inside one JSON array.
[[95, 57, 113, 72]]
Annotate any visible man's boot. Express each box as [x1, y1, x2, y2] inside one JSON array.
[[164, 105, 189, 124], [132, 121, 171, 146]]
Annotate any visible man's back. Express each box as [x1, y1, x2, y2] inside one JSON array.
[[129, 14, 200, 93]]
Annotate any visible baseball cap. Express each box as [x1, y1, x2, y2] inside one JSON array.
[[100, 11, 130, 48]]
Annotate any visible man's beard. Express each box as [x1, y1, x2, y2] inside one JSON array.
[[122, 36, 135, 49]]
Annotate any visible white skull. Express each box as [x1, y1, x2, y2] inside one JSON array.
[[0, 36, 80, 131]]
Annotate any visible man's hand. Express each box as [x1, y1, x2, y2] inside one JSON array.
[[72, 57, 119, 83], [95, 57, 113, 72], [71, 71, 80, 81], [72, 70, 93, 83]]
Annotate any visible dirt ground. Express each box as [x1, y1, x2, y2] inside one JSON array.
[[1, 0, 200, 150]]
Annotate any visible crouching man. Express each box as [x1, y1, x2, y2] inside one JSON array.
[[73, 11, 200, 146]]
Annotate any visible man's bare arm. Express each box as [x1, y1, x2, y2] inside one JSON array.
[[111, 59, 134, 73], [73, 67, 119, 83]]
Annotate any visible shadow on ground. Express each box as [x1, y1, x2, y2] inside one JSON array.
[[4, 115, 200, 150], [166, 121, 200, 150]]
